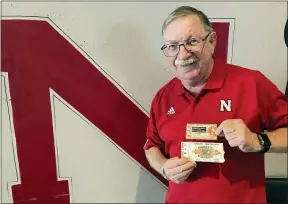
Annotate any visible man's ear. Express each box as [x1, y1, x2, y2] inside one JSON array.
[[210, 31, 217, 53]]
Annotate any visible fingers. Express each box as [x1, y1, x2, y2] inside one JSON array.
[[216, 121, 239, 147], [215, 119, 254, 152], [167, 161, 196, 177], [216, 120, 236, 137], [163, 157, 197, 184], [238, 143, 247, 150], [170, 168, 195, 184], [227, 137, 240, 147], [174, 157, 192, 166], [165, 160, 197, 184], [215, 120, 236, 140], [165, 157, 191, 169], [223, 127, 236, 134], [224, 131, 238, 140], [217, 131, 225, 137], [215, 120, 227, 135], [221, 125, 236, 135]]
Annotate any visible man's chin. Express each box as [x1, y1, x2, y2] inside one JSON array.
[[181, 68, 201, 80]]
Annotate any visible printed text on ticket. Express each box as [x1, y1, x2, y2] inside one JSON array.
[[186, 124, 217, 140], [181, 142, 225, 163]]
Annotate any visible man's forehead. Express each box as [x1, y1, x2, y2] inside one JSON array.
[[163, 15, 204, 42]]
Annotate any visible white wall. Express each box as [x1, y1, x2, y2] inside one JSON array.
[[1, 2, 287, 203]]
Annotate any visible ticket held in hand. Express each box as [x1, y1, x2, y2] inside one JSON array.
[[182, 123, 225, 163]]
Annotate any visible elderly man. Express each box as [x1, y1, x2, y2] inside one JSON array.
[[143, 6, 288, 203]]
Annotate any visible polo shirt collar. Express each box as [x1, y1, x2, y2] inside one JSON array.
[[174, 58, 227, 95]]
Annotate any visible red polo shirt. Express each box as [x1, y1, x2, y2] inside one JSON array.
[[144, 58, 288, 203]]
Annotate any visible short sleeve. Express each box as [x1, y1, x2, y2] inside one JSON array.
[[256, 71, 288, 131], [143, 96, 165, 153]]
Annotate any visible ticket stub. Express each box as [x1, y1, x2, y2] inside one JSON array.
[[186, 124, 217, 140], [181, 142, 225, 163]]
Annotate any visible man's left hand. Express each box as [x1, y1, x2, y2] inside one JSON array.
[[215, 119, 262, 152]]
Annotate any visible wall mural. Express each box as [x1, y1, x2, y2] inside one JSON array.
[[1, 17, 232, 203]]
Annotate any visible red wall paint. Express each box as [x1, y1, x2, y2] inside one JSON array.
[[212, 22, 231, 62], [1, 19, 230, 203]]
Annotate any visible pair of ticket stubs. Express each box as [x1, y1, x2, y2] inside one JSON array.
[[181, 124, 225, 163]]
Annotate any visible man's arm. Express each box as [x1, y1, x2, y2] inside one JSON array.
[[254, 71, 288, 153], [144, 93, 197, 183], [144, 146, 168, 174], [266, 127, 288, 153], [145, 146, 197, 184], [216, 119, 287, 153]]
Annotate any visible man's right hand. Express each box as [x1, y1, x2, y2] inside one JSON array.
[[162, 157, 197, 184]]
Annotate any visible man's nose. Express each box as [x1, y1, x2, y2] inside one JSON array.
[[177, 45, 192, 60]]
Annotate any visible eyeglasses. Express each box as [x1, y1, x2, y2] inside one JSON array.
[[160, 32, 211, 57]]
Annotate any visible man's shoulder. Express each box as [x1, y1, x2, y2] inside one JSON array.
[[224, 61, 266, 83], [226, 62, 259, 75], [223, 61, 281, 94], [213, 58, 278, 94]]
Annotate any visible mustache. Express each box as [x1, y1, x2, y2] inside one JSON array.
[[174, 56, 199, 66]]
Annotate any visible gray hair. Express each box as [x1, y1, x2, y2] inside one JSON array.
[[161, 6, 213, 36]]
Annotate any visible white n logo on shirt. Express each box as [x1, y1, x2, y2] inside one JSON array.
[[220, 99, 232, 112]]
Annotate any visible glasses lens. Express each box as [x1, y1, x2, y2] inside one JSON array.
[[161, 37, 203, 57], [184, 38, 202, 52], [163, 43, 179, 57]]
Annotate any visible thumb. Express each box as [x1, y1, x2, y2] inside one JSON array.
[[169, 157, 180, 162], [190, 160, 197, 168], [215, 127, 222, 136], [215, 121, 226, 136]]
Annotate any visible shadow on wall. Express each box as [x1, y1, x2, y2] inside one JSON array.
[[98, 22, 172, 108]]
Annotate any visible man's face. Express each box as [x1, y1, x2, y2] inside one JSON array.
[[163, 15, 216, 83]]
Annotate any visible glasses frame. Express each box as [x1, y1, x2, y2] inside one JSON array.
[[160, 32, 212, 57]]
